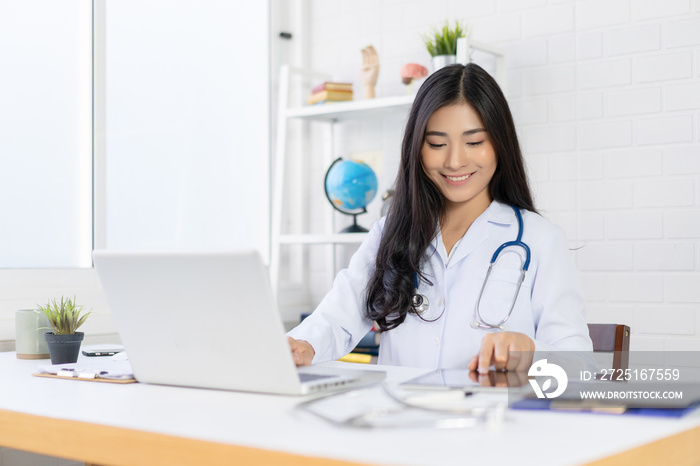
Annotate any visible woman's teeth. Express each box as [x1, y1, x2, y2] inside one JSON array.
[[445, 173, 473, 182]]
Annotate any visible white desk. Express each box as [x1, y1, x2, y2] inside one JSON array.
[[0, 351, 699, 466]]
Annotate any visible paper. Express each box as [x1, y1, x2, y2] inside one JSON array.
[[37, 357, 134, 380]]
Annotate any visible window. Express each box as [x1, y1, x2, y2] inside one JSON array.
[[105, 1, 270, 255], [0, 1, 93, 268], [0, 1, 270, 344]]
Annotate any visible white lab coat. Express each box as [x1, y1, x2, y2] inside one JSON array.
[[287, 201, 593, 369]]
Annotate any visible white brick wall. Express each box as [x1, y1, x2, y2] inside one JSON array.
[[636, 115, 694, 146], [607, 87, 661, 116], [635, 52, 693, 83], [667, 82, 700, 111], [604, 24, 661, 56], [299, 0, 700, 350], [607, 211, 664, 239]]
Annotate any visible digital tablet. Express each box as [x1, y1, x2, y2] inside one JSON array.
[[400, 369, 529, 393]]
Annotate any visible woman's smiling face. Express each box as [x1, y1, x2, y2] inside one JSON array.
[[420, 102, 497, 213]]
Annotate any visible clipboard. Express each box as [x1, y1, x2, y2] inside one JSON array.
[[32, 371, 137, 384], [33, 359, 137, 384]]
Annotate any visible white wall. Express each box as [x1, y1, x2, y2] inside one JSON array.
[[293, 0, 700, 350]]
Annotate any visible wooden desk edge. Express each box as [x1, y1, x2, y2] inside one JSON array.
[[1, 408, 699, 466], [582, 423, 700, 466], [0, 409, 367, 466]]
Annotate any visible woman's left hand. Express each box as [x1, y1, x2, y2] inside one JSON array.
[[468, 332, 535, 373]]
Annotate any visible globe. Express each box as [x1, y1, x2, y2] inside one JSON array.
[[324, 158, 378, 233]]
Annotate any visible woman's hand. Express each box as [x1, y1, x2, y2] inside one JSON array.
[[468, 332, 535, 373], [288, 337, 315, 366], [468, 368, 529, 388]]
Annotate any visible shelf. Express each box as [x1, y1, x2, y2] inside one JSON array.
[[285, 94, 414, 122], [279, 233, 368, 245]]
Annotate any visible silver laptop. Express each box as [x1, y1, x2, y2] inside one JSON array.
[[92, 250, 385, 395]]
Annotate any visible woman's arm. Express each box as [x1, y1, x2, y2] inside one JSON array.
[[285, 219, 384, 364], [530, 226, 593, 352], [468, 222, 591, 372]]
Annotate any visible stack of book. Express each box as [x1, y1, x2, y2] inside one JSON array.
[[308, 81, 353, 105], [351, 329, 380, 356], [339, 328, 380, 364]]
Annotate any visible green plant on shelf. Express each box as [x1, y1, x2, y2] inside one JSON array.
[[422, 20, 468, 57]]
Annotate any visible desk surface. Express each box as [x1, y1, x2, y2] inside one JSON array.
[[1, 351, 699, 466]]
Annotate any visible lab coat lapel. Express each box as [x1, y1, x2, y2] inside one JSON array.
[[448, 201, 514, 266]]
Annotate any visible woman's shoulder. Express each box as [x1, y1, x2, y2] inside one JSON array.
[[519, 208, 571, 249], [368, 215, 388, 236], [357, 215, 388, 247], [522, 209, 560, 233], [492, 201, 565, 239]]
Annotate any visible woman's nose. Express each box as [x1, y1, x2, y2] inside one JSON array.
[[444, 145, 467, 170]]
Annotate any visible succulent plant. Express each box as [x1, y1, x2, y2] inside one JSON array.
[[38, 296, 91, 335], [422, 21, 468, 57]]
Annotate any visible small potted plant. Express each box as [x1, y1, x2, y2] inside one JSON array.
[[38, 296, 91, 364], [422, 20, 468, 71]]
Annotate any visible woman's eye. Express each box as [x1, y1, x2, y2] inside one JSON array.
[[427, 142, 445, 148], [466, 141, 484, 147]]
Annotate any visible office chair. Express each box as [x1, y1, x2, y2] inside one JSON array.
[[587, 323, 631, 371]]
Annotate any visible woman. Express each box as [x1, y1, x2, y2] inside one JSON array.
[[288, 63, 592, 373]]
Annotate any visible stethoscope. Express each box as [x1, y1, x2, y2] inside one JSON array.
[[412, 205, 531, 331]]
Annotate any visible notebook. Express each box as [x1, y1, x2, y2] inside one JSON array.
[[92, 250, 385, 395]]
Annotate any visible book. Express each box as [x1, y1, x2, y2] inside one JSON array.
[[338, 353, 375, 364], [356, 330, 380, 348], [308, 89, 353, 105], [349, 346, 378, 356], [311, 82, 353, 93]]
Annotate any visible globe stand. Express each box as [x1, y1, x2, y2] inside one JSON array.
[[339, 213, 369, 233]]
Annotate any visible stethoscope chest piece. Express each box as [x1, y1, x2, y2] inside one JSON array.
[[412, 291, 430, 314]]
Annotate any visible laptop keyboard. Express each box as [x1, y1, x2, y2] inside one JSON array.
[[299, 373, 334, 382]]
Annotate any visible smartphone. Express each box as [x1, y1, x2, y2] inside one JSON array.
[[81, 348, 123, 357]]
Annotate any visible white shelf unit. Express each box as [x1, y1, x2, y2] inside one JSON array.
[[284, 94, 415, 121], [271, 40, 506, 308], [270, 65, 414, 298], [278, 233, 369, 245]]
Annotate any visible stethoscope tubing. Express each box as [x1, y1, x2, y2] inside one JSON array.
[[412, 205, 531, 330]]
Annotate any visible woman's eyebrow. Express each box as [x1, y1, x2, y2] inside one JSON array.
[[425, 128, 486, 137]]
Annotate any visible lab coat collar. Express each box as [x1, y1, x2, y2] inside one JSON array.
[[430, 201, 515, 266], [485, 200, 517, 225]]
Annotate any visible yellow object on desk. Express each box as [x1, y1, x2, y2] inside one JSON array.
[[338, 353, 373, 364]]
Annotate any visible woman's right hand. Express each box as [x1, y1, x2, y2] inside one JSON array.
[[288, 337, 315, 366]]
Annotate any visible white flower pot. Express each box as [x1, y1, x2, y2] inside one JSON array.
[[431, 55, 457, 71]]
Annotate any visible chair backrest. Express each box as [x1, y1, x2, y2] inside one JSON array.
[[587, 323, 631, 371]]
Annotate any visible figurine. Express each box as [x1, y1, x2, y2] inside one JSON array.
[[400, 63, 429, 94], [361, 45, 379, 99]]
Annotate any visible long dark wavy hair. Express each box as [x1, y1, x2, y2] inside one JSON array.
[[364, 63, 536, 332]]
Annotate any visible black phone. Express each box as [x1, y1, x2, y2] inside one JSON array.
[[81, 348, 123, 357]]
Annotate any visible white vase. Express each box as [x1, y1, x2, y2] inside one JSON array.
[[431, 55, 457, 71]]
